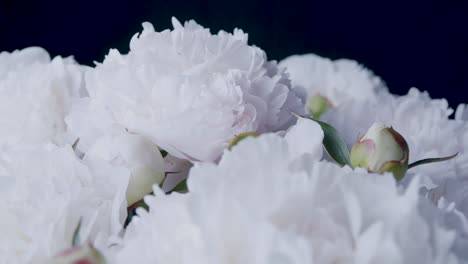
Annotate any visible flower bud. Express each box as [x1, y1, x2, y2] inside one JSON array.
[[309, 94, 332, 119], [47, 243, 106, 264], [350, 123, 409, 180]]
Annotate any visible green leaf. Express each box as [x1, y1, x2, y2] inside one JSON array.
[[72, 218, 82, 247], [408, 153, 458, 169], [289, 110, 350, 166], [314, 119, 351, 166]]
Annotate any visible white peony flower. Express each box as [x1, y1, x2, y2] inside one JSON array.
[[114, 128, 463, 263], [418, 192, 468, 260], [279, 53, 387, 114], [67, 17, 304, 162], [0, 47, 85, 147], [0, 144, 129, 263], [419, 145, 468, 252]]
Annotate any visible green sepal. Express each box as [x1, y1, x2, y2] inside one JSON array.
[[228, 132, 259, 150], [408, 153, 458, 169], [71, 218, 82, 247], [379, 160, 408, 181]]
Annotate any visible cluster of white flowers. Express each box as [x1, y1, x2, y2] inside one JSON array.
[[115, 131, 465, 264], [1, 17, 467, 264]]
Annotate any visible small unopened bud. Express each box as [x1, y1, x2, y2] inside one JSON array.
[[350, 123, 409, 180], [228, 132, 258, 150], [47, 243, 105, 264], [309, 94, 332, 119]]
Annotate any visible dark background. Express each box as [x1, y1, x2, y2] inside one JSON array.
[[1, 0, 467, 108]]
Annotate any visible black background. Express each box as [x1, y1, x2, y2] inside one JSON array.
[[1, 0, 467, 108]]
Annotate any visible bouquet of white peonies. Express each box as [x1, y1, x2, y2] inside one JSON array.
[[1, 17, 467, 264]]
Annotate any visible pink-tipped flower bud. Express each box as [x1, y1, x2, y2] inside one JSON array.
[[350, 123, 409, 180]]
